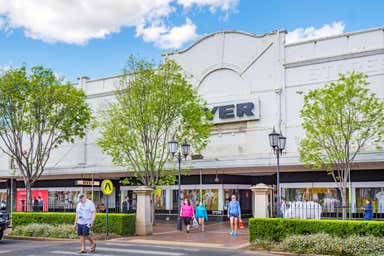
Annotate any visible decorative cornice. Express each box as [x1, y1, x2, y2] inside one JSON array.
[[163, 30, 285, 57], [284, 48, 384, 69]]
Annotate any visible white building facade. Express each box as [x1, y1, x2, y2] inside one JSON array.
[[1, 27, 384, 217]]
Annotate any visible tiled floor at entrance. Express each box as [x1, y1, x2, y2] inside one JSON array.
[[113, 221, 249, 249]]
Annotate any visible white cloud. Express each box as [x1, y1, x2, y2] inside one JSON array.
[[177, 0, 239, 12], [136, 18, 198, 49], [0, 0, 238, 49], [286, 21, 345, 44]]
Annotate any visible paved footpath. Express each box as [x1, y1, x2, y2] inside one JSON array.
[[115, 221, 250, 249]]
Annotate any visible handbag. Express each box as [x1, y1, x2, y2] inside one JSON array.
[[192, 218, 199, 228], [239, 219, 245, 229]]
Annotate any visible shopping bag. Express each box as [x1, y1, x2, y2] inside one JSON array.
[[192, 218, 199, 228], [239, 219, 245, 229]]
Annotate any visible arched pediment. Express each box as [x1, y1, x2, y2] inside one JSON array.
[[198, 68, 251, 101], [166, 29, 284, 97]]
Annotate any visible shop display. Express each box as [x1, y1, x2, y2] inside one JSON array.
[[16, 189, 48, 212], [155, 189, 166, 210], [375, 190, 384, 213], [282, 187, 342, 213]]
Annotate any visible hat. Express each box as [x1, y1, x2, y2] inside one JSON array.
[[79, 194, 85, 200]]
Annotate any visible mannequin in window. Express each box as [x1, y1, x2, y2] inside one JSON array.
[[323, 190, 338, 213], [375, 188, 384, 213]]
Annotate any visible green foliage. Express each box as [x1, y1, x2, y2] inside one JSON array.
[[98, 56, 212, 187], [249, 218, 384, 242], [12, 212, 135, 236], [279, 233, 384, 256], [12, 223, 79, 239], [299, 72, 384, 172], [0, 66, 92, 206], [298, 72, 384, 217]]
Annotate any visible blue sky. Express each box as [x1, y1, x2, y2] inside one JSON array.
[[0, 0, 383, 82]]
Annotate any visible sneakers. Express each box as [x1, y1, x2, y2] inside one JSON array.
[[230, 231, 233, 236], [230, 231, 238, 237]]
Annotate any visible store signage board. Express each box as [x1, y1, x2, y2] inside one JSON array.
[[75, 180, 100, 186], [207, 99, 260, 124]]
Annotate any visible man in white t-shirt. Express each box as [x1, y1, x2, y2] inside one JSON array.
[[74, 194, 96, 253]]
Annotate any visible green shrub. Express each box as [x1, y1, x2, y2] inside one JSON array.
[[249, 218, 384, 242], [278, 233, 384, 256], [12, 212, 135, 236], [342, 235, 384, 256], [280, 233, 343, 255], [12, 223, 79, 239]]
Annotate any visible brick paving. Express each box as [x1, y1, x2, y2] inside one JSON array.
[[114, 221, 249, 249]]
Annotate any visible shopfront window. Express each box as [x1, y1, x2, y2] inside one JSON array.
[[356, 187, 384, 213], [155, 189, 166, 210], [282, 187, 347, 213], [0, 191, 6, 210], [48, 191, 78, 209], [45, 189, 112, 212], [172, 189, 219, 210], [224, 189, 252, 211]]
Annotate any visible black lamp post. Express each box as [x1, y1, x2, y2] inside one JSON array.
[[168, 138, 190, 231], [268, 127, 286, 217]]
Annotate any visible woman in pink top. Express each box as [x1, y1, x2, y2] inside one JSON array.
[[180, 198, 195, 233]]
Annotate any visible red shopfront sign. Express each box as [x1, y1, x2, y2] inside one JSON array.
[[16, 189, 48, 212]]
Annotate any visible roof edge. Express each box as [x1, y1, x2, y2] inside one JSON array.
[[162, 29, 287, 57], [286, 25, 384, 47]]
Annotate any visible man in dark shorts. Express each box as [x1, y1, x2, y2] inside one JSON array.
[[74, 194, 96, 253]]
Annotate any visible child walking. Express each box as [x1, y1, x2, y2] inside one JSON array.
[[195, 201, 208, 232]]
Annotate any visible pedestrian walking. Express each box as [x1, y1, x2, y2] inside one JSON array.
[[195, 201, 208, 232], [363, 199, 373, 220], [74, 194, 97, 254], [227, 194, 241, 237], [180, 198, 195, 233], [280, 197, 288, 218], [37, 196, 44, 212], [33, 197, 39, 212], [122, 196, 130, 213]]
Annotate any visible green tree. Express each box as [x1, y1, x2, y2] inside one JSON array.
[[97, 56, 212, 216], [0, 66, 92, 211], [299, 72, 384, 219]]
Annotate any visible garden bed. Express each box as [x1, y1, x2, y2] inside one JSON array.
[[249, 218, 384, 242], [12, 212, 135, 236], [10, 223, 122, 240], [249, 233, 384, 256]]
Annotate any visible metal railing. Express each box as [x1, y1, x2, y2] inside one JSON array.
[[280, 201, 382, 220]]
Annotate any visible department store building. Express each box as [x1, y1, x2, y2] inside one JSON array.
[[0, 26, 384, 217]]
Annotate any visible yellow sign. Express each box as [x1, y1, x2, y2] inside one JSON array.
[[101, 179, 114, 195]]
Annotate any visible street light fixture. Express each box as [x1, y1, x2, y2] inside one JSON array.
[[168, 138, 190, 231], [268, 127, 286, 217]]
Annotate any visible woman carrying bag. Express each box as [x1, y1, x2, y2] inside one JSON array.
[[227, 194, 241, 237], [180, 198, 195, 233]]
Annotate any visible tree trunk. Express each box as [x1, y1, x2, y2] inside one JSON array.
[[341, 186, 347, 220], [25, 180, 32, 212]]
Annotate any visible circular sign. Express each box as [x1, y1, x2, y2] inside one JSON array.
[[101, 179, 114, 195]]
